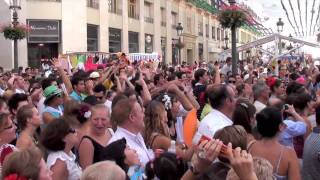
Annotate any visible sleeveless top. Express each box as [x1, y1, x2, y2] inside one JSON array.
[[43, 106, 63, 118], [80, 135, 109, 164], [249, 142, 287, 180]]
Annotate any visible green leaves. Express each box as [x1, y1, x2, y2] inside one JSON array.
[[1, 25, 29, 40], [218, 9, 247, 29]]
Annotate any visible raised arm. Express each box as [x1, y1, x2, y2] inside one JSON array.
[[53, 58, 73, 94]]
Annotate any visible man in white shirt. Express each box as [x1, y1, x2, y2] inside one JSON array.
[[194, 84, 236, 142], [220, 57, 232, 75], [108, 98, 154, 166], [13, 76, 26, 94], [253, 82, 270, 114]]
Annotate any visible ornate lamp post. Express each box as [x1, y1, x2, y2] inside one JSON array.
[[228, 0, 238, 75], [9, 0, 21, 70], [176, 23, 183, 65], [276, 18, 284, 33]]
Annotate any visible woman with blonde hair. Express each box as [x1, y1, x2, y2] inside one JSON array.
[[80, 161, 126, 180], [16, 104, 41, 149], [2, 147, 52, 180], [78, 104, 113, 169], [144, 100, 170, 150]]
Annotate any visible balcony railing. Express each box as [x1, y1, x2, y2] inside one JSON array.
[[109, 8, 122, 15], [144, 17, 154, 23], [161, 21, 166, 27], [87, 0, 99, 9], [129, 14, 140, 20]]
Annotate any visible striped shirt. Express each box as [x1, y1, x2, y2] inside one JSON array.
[[302, 127, 320, 180]]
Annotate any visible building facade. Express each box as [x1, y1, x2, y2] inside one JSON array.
[[0, 0, 261, 69]]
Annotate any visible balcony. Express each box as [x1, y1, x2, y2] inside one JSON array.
[[129, 14, 140, 20], [87, 0, 99, 9], [109, 8, 122, 15], [144, 17, 154, 23], [161, 21, 166, 27]]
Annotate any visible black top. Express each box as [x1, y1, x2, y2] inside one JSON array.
[[80, 135, 109, 164], [193, 84, 207, 119]]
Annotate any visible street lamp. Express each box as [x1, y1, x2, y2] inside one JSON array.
[[276, 18, 284, 33], [176, 23, 183, 64], [9, 0, 21, 71], [228, 0, 238, 75], [224, 34, 229, 49]]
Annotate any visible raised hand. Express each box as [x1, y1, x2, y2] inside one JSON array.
[[225, 143, 257, 180]]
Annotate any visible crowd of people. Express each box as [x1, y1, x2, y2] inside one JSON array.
[[0, 55, 319, 180]]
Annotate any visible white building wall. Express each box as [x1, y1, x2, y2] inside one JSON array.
[[61, 0, 87, 53]]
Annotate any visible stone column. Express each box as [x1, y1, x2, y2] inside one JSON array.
[[61, 0, 87, 53], [122, 0, 129, 53], [153, 0, 161, 54], [139, 0, 145, 52], [99, 0, 109, 52], [203, 15, 208, 62], [166, 0, 173, 64], [194, 9, 199, 63]]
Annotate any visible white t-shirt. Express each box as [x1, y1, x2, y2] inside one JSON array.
[[194, 109, 233, 144], [47, 151, 82, 180], [108, 127, 154, 166]]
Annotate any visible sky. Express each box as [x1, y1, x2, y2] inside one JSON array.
[[239, 0, 320, 57]]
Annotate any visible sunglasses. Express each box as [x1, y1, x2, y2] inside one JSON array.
[[95, 96, 104, 100], [229, 80, 236, 83], [68, 128, 76, 134]]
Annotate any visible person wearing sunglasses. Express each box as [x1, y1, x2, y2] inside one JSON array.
[[228, 76, 236, 84], [0, 113, 17, 179], [93, 84, 106, 104], [41, 118, 81, 180]]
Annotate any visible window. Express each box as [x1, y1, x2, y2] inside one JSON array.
[[128, 0, 139, 19], [212, 26, 216, 39], [221, 29, 224, 41], [108, 0, 121, 14], [87, 0, 99, 9], [187, 17, 192, 33], [217, 28, 220, 40], [161, 8, 166, 26], [205, 24, 209, 37], [129, 31, 139, 53], [145, 34, 153, 53], [198, 22, 203, 36], [109, 28, 121, 53], [144, 2, 153, 23], [171, 12, 178, 28], [87, 24, 98, 51]]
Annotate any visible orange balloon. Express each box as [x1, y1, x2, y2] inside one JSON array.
[[183, 108, 198, 148]]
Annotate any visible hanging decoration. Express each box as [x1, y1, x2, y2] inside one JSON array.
[[0, 23, 30, 40], [218, 5, 247, 28]]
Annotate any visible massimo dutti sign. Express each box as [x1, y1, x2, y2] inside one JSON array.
[[27, 20, 60, 43]]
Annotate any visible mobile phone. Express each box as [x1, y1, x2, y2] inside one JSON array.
[[199, 135, 229, 156], [199, 135, 211, 145], [284, 104, 289, 110]]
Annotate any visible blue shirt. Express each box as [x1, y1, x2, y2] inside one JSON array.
[[279, 119, 306, 147], [70, 91, 84, 102]]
